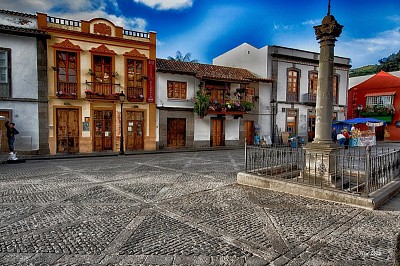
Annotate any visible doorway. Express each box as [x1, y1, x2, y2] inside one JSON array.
[[0, 111, 10, 152], [126, 111, 144, 150], [167, 118, 186, 148], [244, 120, 254, 145], [93, 110, 113, 151], [211, 118, 224, 147], [56, 108, 79, 153], [308, 114, 316, 142]]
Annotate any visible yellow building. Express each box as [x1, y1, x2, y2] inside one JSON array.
[[37, 13, 156, 154]]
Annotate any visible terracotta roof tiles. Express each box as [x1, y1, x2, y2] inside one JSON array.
[[156, 58, 271, 83]]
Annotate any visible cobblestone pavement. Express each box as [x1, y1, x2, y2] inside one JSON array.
[[0, 150, 399, 265]]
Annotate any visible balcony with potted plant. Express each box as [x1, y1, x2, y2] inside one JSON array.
[[360, 105, 395, 123]]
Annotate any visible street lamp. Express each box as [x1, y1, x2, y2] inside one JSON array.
[[357, 104, 363, 118], [270, 99, 277, 144], [119, 91, 126, 155]]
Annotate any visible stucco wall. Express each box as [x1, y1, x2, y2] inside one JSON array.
[[0, 34, 38, 99], [213, 43, 269, 77], [0, 34, 40, 151]]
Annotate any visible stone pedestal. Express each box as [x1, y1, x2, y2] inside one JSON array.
[[302, 143, 340, 186]]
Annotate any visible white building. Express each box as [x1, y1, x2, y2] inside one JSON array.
[[214, 44, 351, 142], [0, 10, 50, 154], [156, 59, 271, 148]]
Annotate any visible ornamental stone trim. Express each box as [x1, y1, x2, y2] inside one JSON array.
[[52, 39, 82, 50]]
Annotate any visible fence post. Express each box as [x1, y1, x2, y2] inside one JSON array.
[[365, 145, 371, 197], [245, 138, 247, 172]]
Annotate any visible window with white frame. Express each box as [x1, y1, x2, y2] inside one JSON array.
[[366, 95, 393, 107], [0, 49, 10, 98]]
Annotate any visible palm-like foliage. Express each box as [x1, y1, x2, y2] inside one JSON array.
[[167, 51, 199, 63]]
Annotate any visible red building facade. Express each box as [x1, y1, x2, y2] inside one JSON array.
[[348, 71, 400, 141]]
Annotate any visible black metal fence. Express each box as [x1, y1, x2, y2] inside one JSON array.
[[245, 144, 400, 196]]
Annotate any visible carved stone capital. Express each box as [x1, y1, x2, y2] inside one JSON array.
[[314, 15, 343, 40]]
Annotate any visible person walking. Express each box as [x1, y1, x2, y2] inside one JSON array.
[[5, 121, 19, 160]]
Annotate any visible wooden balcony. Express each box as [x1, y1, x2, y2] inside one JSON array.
[[85, 81, 121, 100], [56, 82, 78, 99], [127, 87, 144, 102], [302, 93, 316, 105], [286, 92, 298, 102]]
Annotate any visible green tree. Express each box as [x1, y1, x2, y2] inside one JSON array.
[[350, 49, 400, 77], [167, 51, 199, 63]]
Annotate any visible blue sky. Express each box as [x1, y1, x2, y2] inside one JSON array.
[[3, 0, 400, 68]]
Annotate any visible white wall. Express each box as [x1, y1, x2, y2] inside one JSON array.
[[0, 34, 38, 99], [156, 72, 197, 108], [0, 33, 40, 150], [225, 119, 239, 140], [213, 43, 269, 77], [194, 116, 210, 141]]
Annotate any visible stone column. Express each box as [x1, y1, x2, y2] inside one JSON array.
[[313, 14, 343, 144], [302, 11, 343, 185]]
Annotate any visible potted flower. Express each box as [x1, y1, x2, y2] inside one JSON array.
[[194, 83, 211, 118]]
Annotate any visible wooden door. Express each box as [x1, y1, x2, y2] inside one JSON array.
[[211, 119, 224, 147], [56, 109, 79, 153], [0, 111, 10, 152], [244, 120, 254, 144], [167, 118, 186, 148], [308, 115, 316, 142], [286, 110, 297, 136], [126, 111, 144, 150], [93, 110, 113, 151]]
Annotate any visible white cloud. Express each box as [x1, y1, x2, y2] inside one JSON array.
[[133, 0, 193, 10], [337, 27, 400, 67], [302, 19, 321, 26]]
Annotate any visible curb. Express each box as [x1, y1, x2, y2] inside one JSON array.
[[1, 146, 242, 162]]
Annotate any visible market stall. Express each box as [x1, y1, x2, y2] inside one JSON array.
[[339, 118, 386, 147]]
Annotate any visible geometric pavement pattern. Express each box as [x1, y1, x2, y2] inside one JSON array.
[[0, 149, 399, 265]]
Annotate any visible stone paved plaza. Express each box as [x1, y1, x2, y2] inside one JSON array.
[[0, 149, 399, 265]]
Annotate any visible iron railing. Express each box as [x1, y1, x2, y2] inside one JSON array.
[[245, 144, 400, 196]]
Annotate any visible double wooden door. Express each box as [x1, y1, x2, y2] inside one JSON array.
[[126, 111, 144, 150], [0, 111, 10, 152], [211, 119, 224, 147], [56, 108, 79, 153], [167, 118, 186, 148], [94, 110, 113, 151]]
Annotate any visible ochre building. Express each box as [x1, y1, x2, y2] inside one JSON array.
[[37, 13, 156, 154]]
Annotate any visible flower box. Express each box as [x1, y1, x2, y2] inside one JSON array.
[[57, 95, 77, 99], [127, 97, 144, 102], [208, 110, 246, 116], [86, 94, 118, 100], [360, 112, 394, 123]]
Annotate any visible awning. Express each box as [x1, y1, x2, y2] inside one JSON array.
[[365, 91, 396, 97]]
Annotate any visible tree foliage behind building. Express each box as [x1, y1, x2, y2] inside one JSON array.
[[349, 50, 400, 77]]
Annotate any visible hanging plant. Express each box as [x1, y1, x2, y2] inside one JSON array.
[[88, 69, 95, 76], [193, 82, 211, 118]]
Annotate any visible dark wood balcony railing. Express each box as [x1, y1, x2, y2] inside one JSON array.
[[85, 81, 121, 95], [302, 93, 338, 105], [286, 92, 298, 102], [303, 93, 316, 103], [57, 82, 78, 95], [127, 87, 144, 102]]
